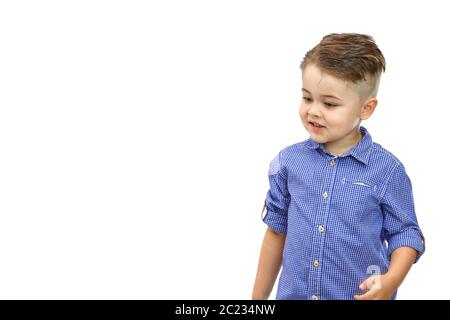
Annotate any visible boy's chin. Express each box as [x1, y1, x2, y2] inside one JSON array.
[[309, 135, 328, 144]]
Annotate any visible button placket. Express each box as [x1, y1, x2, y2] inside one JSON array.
[[309, 156, 337, 299]]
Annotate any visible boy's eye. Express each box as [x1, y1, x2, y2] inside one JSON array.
[[302, 97, 337, 107]]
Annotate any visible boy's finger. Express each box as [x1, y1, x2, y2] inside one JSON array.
[[355, 288, 376, 301], [359, 280, 368, 290], [359, 276, 374, 290]]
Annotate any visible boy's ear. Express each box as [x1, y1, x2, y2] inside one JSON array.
[[360, 98, 378, 120]]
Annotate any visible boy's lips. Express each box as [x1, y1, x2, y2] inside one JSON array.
[[309, 121, 326, 128]]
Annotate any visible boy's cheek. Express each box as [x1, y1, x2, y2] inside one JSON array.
[[299, 105, 308, 118]]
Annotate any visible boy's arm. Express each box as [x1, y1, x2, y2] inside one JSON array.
[[252, 227, 286, 300], [384, 246, 417, 289], [355, 246, 417, 300], [355, 162, 425, 300]]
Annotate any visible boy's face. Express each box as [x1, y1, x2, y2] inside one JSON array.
[[299, 64, 376, 155]]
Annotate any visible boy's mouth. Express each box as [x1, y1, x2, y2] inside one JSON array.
[[309, 121, 325, 128]]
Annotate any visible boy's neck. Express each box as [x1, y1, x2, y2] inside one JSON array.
[[323, 127, 363, 156]]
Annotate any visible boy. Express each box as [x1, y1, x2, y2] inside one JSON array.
[[252, 33, 425, 300]]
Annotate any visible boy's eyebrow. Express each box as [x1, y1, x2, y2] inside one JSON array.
[[302, 88, 343, 101]]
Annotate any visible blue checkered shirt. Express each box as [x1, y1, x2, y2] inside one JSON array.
[[263, 126, 425, 300]]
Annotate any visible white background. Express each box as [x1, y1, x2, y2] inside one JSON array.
[[0, 0, 448, 299]]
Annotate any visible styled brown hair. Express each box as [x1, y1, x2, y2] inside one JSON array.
[[300, 33, 386, 99]]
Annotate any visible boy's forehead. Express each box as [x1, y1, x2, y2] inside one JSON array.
[[302, 64, 352, 95]]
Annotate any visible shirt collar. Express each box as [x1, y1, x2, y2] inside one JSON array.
[[305, 126, 373, 165]]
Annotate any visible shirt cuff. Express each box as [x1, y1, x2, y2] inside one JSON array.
[[262, 209, 287, 234], [387, 228, 425, 263]]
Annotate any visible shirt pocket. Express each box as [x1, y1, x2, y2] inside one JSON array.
[[334, 178, 380, 221]]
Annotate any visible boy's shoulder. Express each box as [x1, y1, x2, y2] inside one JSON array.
[[276, 138, 312, 158], [370, 140, 404, 168], [282, 136, 317, 152]]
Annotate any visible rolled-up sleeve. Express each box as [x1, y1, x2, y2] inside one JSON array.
[[380, 163, 425, 263], [262, 151, 290, 234]]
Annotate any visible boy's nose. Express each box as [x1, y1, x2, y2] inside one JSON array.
[[308, 105, 322, 118]]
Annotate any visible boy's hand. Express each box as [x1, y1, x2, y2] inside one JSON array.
[[354, 274, 397, 300], [355, 247, 418, 300]]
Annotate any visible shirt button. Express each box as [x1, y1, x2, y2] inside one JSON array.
[[312, 295, 319, 300], [322, 191, 328, 199], [313, 260, 319, 267], [330, 159, 335, 166], [318, 225, 325, 233]]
